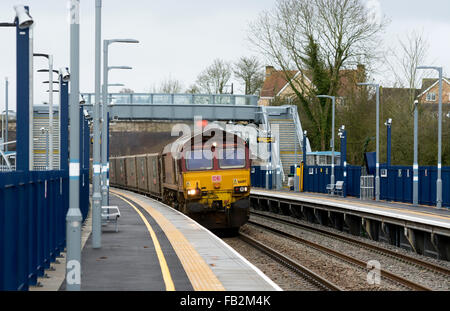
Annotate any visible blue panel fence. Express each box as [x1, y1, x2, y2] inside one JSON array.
[[0, 169, 90, 291], [302, 165, 362, 198], [280, 164, 450, 208], [251, 166, 274, 189], [379, 165, 450, 207]]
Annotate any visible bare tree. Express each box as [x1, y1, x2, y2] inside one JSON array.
[[249, 0, 386, 149], [233, 56, 265, 95], [185, 84, 200, 94], [196, 59, 232, 94], [385, 30, 429, 107], [150, 77, 183, 93], [119, 88, 134, 94]]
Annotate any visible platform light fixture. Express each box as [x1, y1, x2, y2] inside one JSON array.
[[14, 5, 34, 29], [60, 67, 70, 82]]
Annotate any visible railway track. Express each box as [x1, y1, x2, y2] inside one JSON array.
[[238, 232, 343, 291], [251, 210, 450, 277], [247, 215, 433, 291]]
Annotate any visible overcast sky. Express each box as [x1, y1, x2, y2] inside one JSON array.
[[1, 0, 450, 112]]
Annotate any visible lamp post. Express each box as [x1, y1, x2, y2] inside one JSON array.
[[1, 6, 34, 173], [302, 130, 307, 192], [101, 39, 138, 207], [34, 53, 55, 169], [317, 95, 336, 195], [66, 0, 82, 291], [102, 66, 132, 206], [92, 0, 103, 249], [358, 82, 380, 201], [416, 66, 443, 208], [39, 68, 65, 170], [338, 125, 347, 197], [385, 118, 392, 167], [40, 127, 49, 169], [4, 78, 8, 152], [413, 100, 419, 206]]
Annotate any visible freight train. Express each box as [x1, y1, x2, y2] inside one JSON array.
[[108, 128, 251, 232]]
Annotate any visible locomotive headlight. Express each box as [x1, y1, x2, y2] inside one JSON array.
[[188, 189, 200, 196], [234, 186, 248, 194]]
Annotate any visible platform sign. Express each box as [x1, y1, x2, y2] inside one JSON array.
[[257, 136, 275, 143]]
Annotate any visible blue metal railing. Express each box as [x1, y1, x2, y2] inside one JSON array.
[[0, 169, 89, 291]]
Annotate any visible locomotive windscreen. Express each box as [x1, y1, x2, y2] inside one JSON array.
[[185, 150, 213, 170], [219, 148, 246, 169]]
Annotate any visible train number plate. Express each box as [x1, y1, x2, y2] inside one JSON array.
[[212, 175, 222, 182]]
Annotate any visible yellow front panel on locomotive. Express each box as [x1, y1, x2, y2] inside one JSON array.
[[183, 169, 250, 209]]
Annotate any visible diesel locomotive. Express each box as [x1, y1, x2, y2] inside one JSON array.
[[109, 128, 251, 231]]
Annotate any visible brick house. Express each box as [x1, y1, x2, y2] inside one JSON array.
[[258, 65, 366, 106], [417, 78, 450, 110]]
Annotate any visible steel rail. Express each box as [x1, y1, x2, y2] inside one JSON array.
[[239, 232, 342, 291], [250, 210, 450, 276], [247, 219, 432, 291]]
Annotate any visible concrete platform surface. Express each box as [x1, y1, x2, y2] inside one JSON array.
[[58, 188, 280, 291]]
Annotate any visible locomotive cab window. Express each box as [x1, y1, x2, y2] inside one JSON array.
[[219, 147, 245, 169], [185, 150, 213, 170]]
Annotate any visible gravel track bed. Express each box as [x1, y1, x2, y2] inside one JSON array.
[[253, 210, 450, 270], [240, 224, 403, 291], [223, 237, 322, 291], [251, 211, 450, 291]]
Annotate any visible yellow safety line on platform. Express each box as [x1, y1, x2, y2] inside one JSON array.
[[111, 192, 175, 291], [112, 189, 225, 291], [260, 190, 450, 221]]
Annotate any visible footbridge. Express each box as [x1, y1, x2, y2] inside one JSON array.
[[81, 92, 312, 187]]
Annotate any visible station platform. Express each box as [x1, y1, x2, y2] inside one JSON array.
[[64, 188, 281, 291], [251, 189, 450, 236]]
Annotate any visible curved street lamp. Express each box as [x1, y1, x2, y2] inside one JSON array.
[[101, 38, 139, 207]]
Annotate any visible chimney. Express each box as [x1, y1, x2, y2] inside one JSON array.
[[265, 66, 275, 78], [356, 64, 366, 83]]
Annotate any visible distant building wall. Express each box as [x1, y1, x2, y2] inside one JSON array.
[[109, 121, 192, 157]]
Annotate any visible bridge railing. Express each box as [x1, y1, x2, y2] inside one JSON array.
[[0, 169, 90, 291], [82, 93, 259, 106]]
